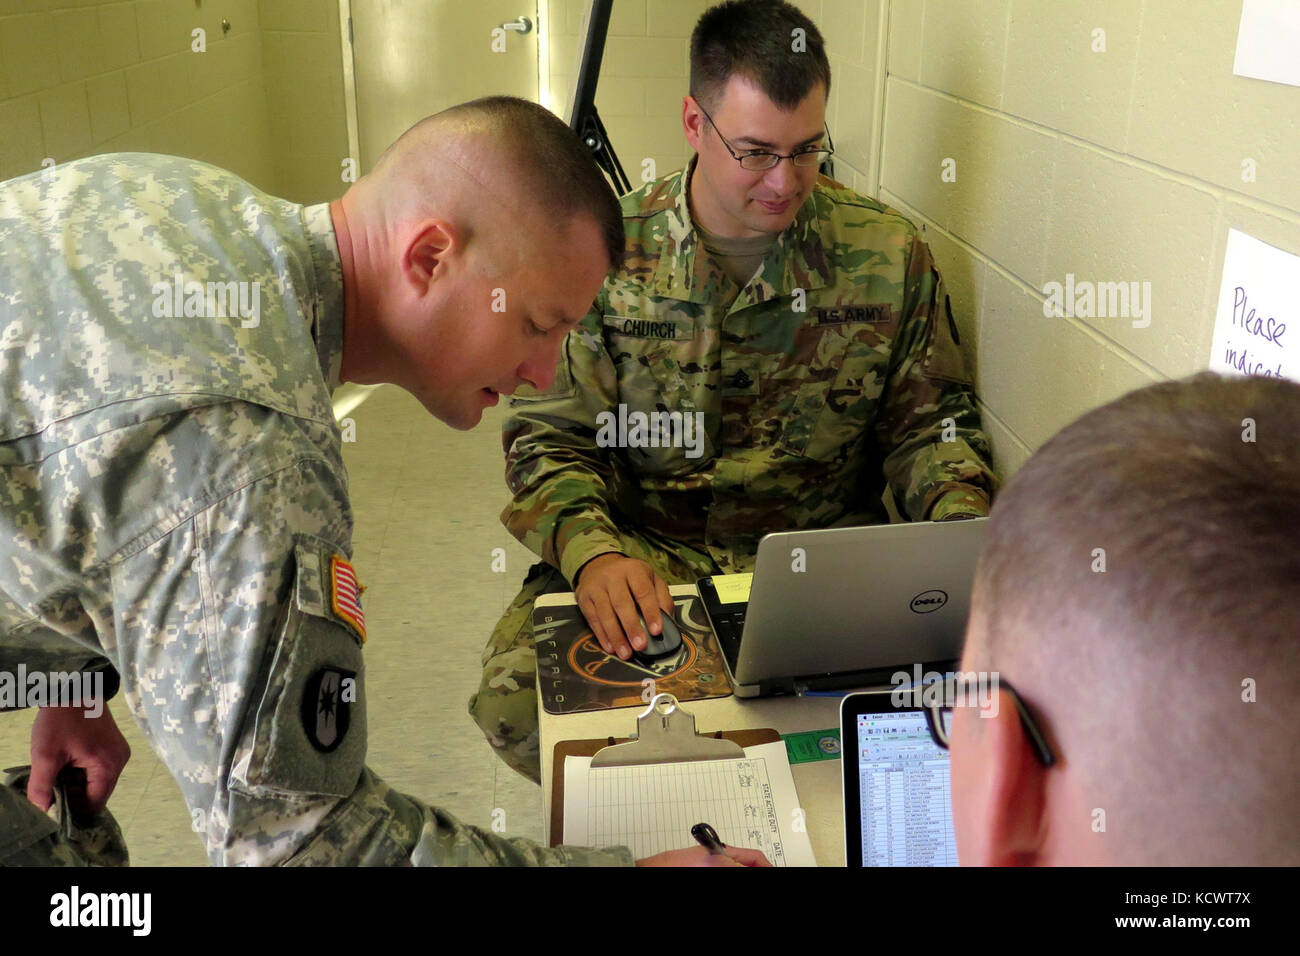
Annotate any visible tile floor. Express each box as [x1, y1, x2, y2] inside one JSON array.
[[0, 385, 545, 865]]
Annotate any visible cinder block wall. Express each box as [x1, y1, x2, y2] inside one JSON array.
[[868, 0, 1300, 477], [545, 0, 711, 188], [0, 0, 348, 205], [259, 0, 348, 204], [0, 0, 276, 190]]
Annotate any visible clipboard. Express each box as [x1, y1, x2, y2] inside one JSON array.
[[548, 694, 780, 845]]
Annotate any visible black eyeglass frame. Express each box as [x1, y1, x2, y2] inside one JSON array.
[[692, 97, 835, 171], [922, 676, 1056, 767]]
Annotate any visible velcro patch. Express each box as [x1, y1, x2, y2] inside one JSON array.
[[302, 666, 356, 753], [603, 314, 694, 341], [815, 304, 891, 325], [330, 555, 366, 643]]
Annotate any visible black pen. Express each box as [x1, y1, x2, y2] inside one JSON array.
[[691, 822, 735, 861]]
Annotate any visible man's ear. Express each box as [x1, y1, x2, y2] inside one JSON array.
[[682, 95, 705, 151], [952, 687, 1050, 866], [402, 219, 456, 295]]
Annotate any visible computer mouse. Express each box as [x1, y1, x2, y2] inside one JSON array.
[[631, 608, 683, 663]]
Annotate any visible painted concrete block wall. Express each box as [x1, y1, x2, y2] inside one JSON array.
[[874, 0, 1300, 478], [0, 0, 276, 192], [259, 0, 349, 204], [545, 0, 715, 189]]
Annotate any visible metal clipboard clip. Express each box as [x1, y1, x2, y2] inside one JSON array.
[[589, 693, 744, 768]]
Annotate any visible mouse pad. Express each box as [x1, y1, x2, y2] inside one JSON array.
[[534, 590, 733, 715]]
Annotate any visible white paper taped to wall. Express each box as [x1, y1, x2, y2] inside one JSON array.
[[1233, 0, 1300, 88], [1208, 229, 1297, 384]]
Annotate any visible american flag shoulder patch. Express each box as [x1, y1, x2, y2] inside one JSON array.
[[330, 554, 366, 643]]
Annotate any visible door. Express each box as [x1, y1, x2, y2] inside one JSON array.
[[350, 0, 540, 172]]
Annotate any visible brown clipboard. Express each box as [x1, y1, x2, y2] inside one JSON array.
[[548, 727, 781, 846]]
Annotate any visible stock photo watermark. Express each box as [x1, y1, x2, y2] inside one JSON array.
[[152, 273, 261, 328], [0, 666, 105, 717], [596, 403, 706, 459], [890, 664, 1001, 718], [1043, 274, 1152, 329]]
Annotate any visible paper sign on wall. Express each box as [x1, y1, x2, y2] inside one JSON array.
[[1208, 229, 1296, 383], [1233, 0, 1300, 88]]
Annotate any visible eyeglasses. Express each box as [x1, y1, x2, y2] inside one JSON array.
[[922, 676, 1056, 767], [694, 98, 834, 171]]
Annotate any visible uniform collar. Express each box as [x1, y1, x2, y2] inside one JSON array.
[[303, 203, 346, 390], [650, 155, 831, 306]]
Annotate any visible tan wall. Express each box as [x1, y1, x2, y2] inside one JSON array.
[[0, 0, 348, 205], [870, 0, 1300, 478], [260, 0, 349, 204], [0, 0, 276, 189], [545, 0, 707, 188]]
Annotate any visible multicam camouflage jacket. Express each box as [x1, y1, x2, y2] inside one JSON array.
[[0, 154, 631, 867], [503, 159, 997, 585]]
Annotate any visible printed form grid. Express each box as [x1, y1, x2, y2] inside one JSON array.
[[584, 758, 781, 863]]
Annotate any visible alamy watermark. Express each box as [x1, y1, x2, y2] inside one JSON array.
[[1042, 274, 1151, 329], [0, 666, 105, 717], [890, 664, 1000, 718], [50, 885, 150, 936], [151, 272, 261, 328], [595, 403, 705, 459]]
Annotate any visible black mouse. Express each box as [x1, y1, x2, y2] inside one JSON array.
[[630, 609, 683, 664]]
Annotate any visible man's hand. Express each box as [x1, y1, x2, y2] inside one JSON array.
[[28, 703, 131, 816], [636, 846, 773, 866], [574, 553, 674, 660]]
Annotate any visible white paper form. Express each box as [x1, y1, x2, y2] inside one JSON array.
[[563, 741, 818, 866], [1208, 229, 1298, 383], [1233, 0, 1300, 88]]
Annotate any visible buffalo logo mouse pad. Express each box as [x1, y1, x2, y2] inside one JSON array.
[[534, 592, 732, 714]]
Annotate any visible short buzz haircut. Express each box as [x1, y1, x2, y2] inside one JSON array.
[[690, 0, 831, 112], [375, 96, 623, 269], [972, 373, 1300, 863], [977, 372, 1300, 653]]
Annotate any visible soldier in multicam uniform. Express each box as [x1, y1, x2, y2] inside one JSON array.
[[470, 0, 998, 783], [0, 96, 764, 867]]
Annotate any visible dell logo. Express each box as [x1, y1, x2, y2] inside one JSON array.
[[910, 590, 948, 613]]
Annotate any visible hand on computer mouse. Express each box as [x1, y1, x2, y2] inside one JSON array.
[[631, 609, 683, 663], [574, 553, 675, 660]]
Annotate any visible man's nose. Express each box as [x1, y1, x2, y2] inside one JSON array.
[[520, 339, 562, 393], [764, 157, 798, 194]]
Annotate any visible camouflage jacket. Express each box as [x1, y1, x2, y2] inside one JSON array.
[[503, 160, 997, 584], [0, 154, 631, 867]]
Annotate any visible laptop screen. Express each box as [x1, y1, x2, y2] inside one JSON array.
[[852, 709, 958, 866]]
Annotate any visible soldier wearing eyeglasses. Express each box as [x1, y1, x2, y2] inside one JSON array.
[[471, 0, 997, 782]]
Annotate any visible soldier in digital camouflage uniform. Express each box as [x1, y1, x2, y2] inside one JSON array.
[[470, 0, 998, 783], [0, 98, 744, 867]]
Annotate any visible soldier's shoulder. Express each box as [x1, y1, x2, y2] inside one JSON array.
[[810, 176, 921, 241], [611, 170, 688, 273], [618, 169, 684, 221]]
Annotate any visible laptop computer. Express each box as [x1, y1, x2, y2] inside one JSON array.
[[697, 518, 987, 697], [840, 689, 959, 866]]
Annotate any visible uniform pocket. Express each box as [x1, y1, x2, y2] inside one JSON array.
[[228, 535, 367, 800], [777, 321, 889, 461], [603, 315, 714, 474]]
